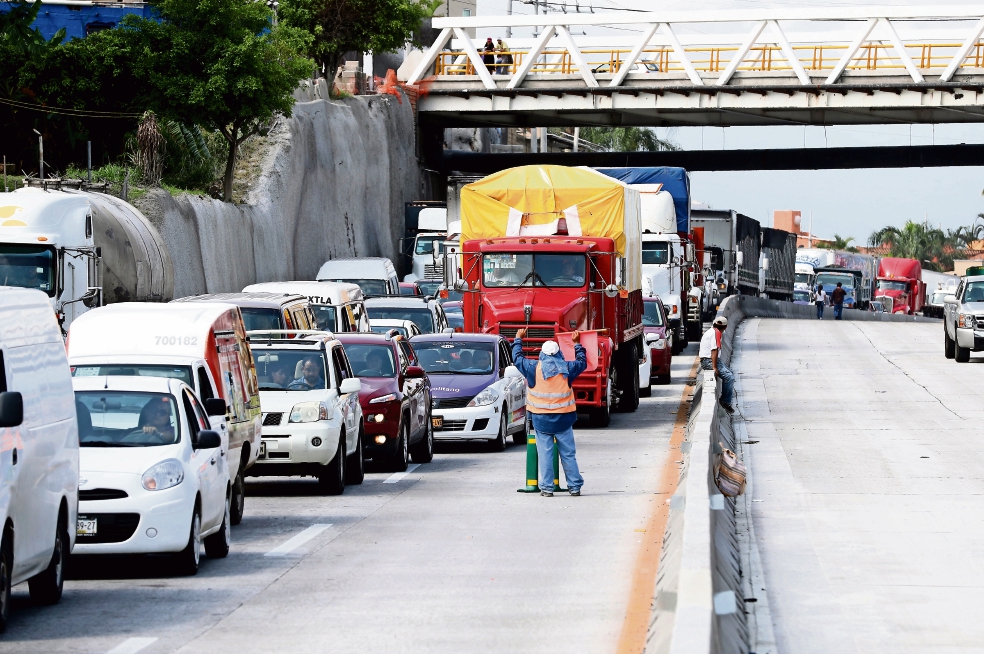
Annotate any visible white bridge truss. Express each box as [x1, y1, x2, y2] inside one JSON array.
[[408, 6, 984, 126]]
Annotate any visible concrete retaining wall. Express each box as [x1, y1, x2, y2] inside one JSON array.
[[136, 91, 420, 298], [646, 297, 937, 654]]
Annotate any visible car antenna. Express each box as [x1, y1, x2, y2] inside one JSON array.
[[104, 376, 109, 389]]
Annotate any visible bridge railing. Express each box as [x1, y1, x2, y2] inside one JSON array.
[[407, 6, 984, 89]]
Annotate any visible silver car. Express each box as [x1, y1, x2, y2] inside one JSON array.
[[943, 274, 984, 362]]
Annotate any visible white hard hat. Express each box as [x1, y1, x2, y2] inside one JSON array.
[[541, 341, 560, 355]]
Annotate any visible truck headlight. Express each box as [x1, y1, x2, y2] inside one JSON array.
[[142, 459, 184, 491], [959, 314, 978, 329], [467, 387, 499, 407], [290, 401, 330, 422]]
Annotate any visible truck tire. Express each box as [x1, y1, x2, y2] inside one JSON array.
[[589, 371, 614, 427], [955, 343, 971, 363], [616, 345, 640, 413], [944, 328, 956, 359]]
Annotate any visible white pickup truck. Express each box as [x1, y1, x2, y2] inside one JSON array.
[[943, 273, 984, 363]]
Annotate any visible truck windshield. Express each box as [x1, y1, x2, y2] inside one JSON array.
[[252, 350, 328, 390], [816, 274, 853, 291], [877, 280, 907, 292], [642, 242, 670, 265], [415, 236, 445, 255], [642, 302, 664, 326], [794, 273, 812, 285], [310, 305, 337, 331], [414, 341, 495, 375], [0, 244, 56, 297], [345, 344, 397, 378], [240, 308, 283, 331], [366, 307, 435, 333], [72, 364, 193, 387], [75, 391, 181, 447], [964, 281, 984, 302], [482, 253, 586, 288], [794, 290, 811, 303]]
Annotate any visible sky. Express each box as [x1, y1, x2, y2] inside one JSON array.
[[455, 0, 984, 241]]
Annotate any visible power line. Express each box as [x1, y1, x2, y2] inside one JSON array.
[[0, 96, 142, 119]]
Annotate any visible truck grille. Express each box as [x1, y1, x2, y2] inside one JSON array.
[[499, 324, 555, 340], [424, 264, 444, 278], [263, 413, 283, 426], [976, 316, 984, 329]]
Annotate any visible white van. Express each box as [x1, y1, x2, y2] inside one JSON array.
[[242, 281, 369, 333], [0, 287, 79, 629], [317, 258, 399, 296], [66, 302, 261, 525]]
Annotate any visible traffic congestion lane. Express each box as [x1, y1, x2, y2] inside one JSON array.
[[0, 349, 697, 654], [736, 319, 984, 653]]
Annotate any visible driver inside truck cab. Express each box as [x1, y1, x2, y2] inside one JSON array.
[[551, 259, 585, 285]]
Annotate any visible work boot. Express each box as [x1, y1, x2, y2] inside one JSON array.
[[540, 490, 553, 497], [719, 398, 735, 415], [569, 489, 581, 496]]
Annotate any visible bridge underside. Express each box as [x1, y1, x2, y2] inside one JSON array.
[[418, 77, 984, 128]]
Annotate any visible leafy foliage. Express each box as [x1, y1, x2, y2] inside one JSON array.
[[817, 234, 859, 253], [576, 127, 678, 152], [867, 220, 983, 272]]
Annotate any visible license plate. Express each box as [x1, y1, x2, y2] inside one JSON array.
[[259, 441, 267, 456], [77, 518, 97, 536], [432, 416, 443, 429]]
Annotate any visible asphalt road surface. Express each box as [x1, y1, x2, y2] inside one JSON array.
[[0, 351, 698, 654], [736, 318, 984, 653]]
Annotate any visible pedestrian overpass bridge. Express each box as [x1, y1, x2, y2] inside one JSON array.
[[408, 5, 984, 127]]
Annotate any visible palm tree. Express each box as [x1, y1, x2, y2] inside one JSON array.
[[868, 220, 956, 271], [576, 127, 678, 152], [818, 234, 858, 252]]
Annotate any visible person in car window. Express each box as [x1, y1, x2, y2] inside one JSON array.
[[364, 350, 389, 377], [489, 266, 521, 286], [552, 259, 584, 285], [471, 350, 492, 372], [270, 363, 292, 388], [288, 357, 325, 390], [131, 398, 177, 443]]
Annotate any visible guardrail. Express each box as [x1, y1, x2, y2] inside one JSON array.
[[408, 6, 984, 90], [646, 296, 935, 654]]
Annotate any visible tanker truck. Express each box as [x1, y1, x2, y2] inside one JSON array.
[[454, 165, 643, 427], [0, 187, 173, 330]]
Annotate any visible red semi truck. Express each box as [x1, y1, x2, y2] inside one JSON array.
[[875, 257, 926, 314], [455, 166, 644, 427]]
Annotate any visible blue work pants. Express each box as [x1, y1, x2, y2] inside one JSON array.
[[700, 357, 735, 407], [833, 303, 844, 320], [535, 425, 583, 493]]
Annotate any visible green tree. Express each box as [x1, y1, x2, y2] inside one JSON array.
[[576, 126, 678, 152], [817, 234, 859, 252], [279, 0, 439, 80], [868, 220, 960, 271]]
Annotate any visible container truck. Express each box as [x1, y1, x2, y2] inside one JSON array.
[[595, 167, 702, 350], [455, 165, 643, 427], [876, 257, 925, 314], [692, 209, 736, 306], [798, 249, 877, 308], [736, 214, 761, 296], [0, 187, 173, 331], [760, 227, 796, 301]]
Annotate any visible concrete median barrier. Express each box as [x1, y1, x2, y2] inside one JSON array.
[[644, 296, 936, 654]]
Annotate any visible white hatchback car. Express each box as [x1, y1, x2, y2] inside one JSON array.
[[72, 376, 231, 575], [247, 332, 364, 494]]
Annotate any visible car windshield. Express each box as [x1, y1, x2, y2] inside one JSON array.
[[310, 305, 337, 331], [794, 273, 812, 285], [931, 292, 950, 304], [252, 350, 328, 390], [642, 242, 670, 265], [964, 281, 984, 302], [240, 308, 283, 331], [793, 290, 811, 302], [0, 244, 56, 296], [324, 279, 388, 296], [876, 280, 907, 292], [415, 341, 495, 375], [482, 253, 586, 288], [366, 307, 435, 333], [344, 344, 397, 378], [415, 235, 445, 255], [417, 281, 442, 297], [446, 312, 464, 331], [370, 324, 409, 337], [816, 275, 854, 291], [71, 364, 193, 387], [642, 302, 664, 327], [76, 391, 181, 447]]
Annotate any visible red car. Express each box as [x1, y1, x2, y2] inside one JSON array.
[[399, 281, 423, 296], [643, 297, 672, 384], [335, 333, 433, 470]]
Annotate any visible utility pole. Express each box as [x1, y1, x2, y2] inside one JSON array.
[[573, 127, 580, 152], [506, 0, 512, 38], [33, 129, 43, 184]]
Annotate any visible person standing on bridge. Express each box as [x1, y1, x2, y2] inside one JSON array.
[[831, 282, 847, 321], [512, 329, 587, 497], [698, 316, 735, 414], [814, 284, 827, 320], [483, 38, 496, 73]]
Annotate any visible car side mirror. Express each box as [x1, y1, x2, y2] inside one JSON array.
[[944, 295, 957, 304], [195, 429, 221, 450], [645, 333, 660, 344], [339, 377, 362, 394], [405, 365, 425, 379], [0, 392, 23, 428], [204, 398, 227, 416], [504, 365, 522, 379]]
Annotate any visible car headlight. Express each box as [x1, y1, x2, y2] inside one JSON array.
[[959, 314, 978, 329], [467, 387, 499, 407], [289, 401, 330, 423], [369, 393, 397, 404], [651, 338, 666, 350], [142, 459, 184, 491]]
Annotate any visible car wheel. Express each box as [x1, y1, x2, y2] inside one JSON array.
[[230, 465, 245, 526], [955, 342, 971, 363], [0, 529, 11, 632], [175, 505, 202, 576], [390, 421, 410, 472], [318, 433, 346, 495], [489, 409, 507, 452], [944, 327, 956, 359], [204, 493, 231, 559], [410, 413, 434, 464], [28, 512, 67, 605], [346, 424, 366, 484]]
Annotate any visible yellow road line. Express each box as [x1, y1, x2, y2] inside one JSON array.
[[615, 357, 700, 654]]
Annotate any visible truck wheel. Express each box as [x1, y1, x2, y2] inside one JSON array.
[[955, 343, 971, 363], [589, 374, 613, 427], [685, 319, 701, 342], [617, 350, 640, 413], [28, 510, 67, 605], [346, 424, 366, 484], [318, 434, 346, 495], [944, 328, 956, 359], [230, 466, 245, 526], [656, 372, 671, 385]]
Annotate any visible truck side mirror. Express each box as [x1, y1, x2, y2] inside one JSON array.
[[735, 252, 744, 266], [944, 294, 957, 304], [204, 398, 227, 416], [0, 392, 23, 428]]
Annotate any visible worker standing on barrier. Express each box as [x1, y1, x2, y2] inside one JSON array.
[[831, 282, 846, 320], [512, 329, 587, 497], [698, 316, 735, 415]]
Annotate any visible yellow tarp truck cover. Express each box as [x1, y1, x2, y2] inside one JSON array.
[[460, 165, 641, 291]]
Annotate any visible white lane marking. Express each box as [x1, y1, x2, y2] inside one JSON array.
[[106, 638, 158, 654], [383, 463, 420, 484], [264, 524, 332, 557]]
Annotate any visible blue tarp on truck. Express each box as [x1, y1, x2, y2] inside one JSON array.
[[595, 167, 690, 234], [0, 1, 157, 41]]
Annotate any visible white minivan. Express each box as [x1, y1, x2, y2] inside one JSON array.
[[317, 258, 399, 296], [0, 287, 79, 630]]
